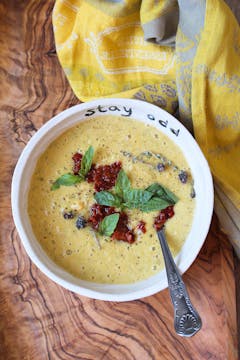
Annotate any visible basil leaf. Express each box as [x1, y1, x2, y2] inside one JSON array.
[[140, 197, 171, 212], [123, 189, 153, 208], [146, 183, 178, 204], [79, 145, 94, 178], [99, 213, 120, 236], [163, 187, 179, 204], [146, 183, 165, 197], [114, 169, 131, 198], [94, 191, 122, 208], [51, 173, 81, 190]]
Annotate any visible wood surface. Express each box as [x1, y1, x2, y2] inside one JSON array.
[[0, 1, 239, 359]]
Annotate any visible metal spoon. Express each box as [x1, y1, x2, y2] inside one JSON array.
[[157, 227, 202, 337]]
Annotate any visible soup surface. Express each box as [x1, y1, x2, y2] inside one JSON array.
[[28, 115, 195, 284]]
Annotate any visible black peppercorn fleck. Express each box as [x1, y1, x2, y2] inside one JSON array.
[[63, 211, 75, 219], [157, 163, 165, 172], [190, 187, 196, 198], [178, 170, 188, 183], [76, 216, 87, 229]]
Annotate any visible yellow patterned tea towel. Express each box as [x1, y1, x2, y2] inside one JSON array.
[[52, 0, 240, 256], [52, 0, 179, 114], [191, 0, 240, 255]]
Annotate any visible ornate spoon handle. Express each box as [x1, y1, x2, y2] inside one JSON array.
[[157, 227, 202, 337]]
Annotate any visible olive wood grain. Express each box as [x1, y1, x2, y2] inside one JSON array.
[[0, 1, 239, 359]]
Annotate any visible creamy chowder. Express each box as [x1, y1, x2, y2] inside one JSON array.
[[28, 115, 195, 284]]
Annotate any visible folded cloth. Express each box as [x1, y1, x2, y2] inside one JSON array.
[[52, 0, 240, 257]]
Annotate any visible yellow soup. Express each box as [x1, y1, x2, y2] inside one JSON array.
[[28, 116, 195, 284]]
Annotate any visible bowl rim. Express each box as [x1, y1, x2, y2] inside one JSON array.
[[11, 98, 214, 301]]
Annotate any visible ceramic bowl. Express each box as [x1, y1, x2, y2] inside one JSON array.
[[11, 98, 214, 301]]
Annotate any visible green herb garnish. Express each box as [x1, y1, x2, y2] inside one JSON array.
[[94, 169, 178, 212], [98, 213, 120, 236], [51, 173, 82, 190], [123, 188, 153, 209], [51, 146, 94, 190], [94, 191, 122, 208], [114, 169, 131, 198], [146, 183, 178, 204], [139, 197, 171, 212], [78, 145, 94, 180]]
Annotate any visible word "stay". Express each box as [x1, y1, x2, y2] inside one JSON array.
[[85, 105, 132, 117]]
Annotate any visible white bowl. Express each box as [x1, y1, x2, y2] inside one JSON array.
[[11, 98, 214, 301]]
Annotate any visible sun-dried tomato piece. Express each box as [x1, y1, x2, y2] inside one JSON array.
[[88, 204, 135, 243], [88, 204, 116, 230], [86, 164, 96, 182], [112, 229, 135, 244], [136, 220, 146, 234], [165, 205, 174, 219], [154, 205, 175, 230], [72, 152, 83, 175], [87, 161, 122, 191], [112, 212, 135, 243]]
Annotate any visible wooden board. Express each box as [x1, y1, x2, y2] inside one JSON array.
[[0, 1, 239, 359]]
